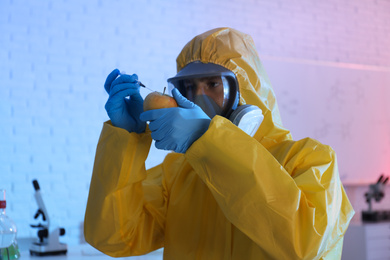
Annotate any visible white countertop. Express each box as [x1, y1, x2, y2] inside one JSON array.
[[17, 240, 163, 260]]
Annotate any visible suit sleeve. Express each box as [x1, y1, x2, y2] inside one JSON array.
[[185, 117, 354, 260], [84, 122, 167, 257]]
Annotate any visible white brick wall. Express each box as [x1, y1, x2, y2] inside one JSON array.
[[1, 0, 389, 245]]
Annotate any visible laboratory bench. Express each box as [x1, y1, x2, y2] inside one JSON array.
[[16, 221, 390, 260], [342, 221, 390, 260], [16, 239, 163, 260]]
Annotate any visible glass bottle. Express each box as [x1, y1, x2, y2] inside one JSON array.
[[0, 189, 20, 260]]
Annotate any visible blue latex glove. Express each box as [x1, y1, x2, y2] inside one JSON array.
[[104, 69, 146, 133], [140, 88, 211, 153]]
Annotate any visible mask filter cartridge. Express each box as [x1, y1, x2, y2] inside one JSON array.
[[229, 105, 264, 137]]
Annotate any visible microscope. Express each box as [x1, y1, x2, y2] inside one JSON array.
[[29, 180, 67, 256], [362, 174, 390, 222]]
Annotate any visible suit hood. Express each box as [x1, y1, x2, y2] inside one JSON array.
[[176, 27, 292, 148]]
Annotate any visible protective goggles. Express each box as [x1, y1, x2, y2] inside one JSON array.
[[167, 62, 239, 118]]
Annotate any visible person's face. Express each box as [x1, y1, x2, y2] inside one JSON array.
[[183, 76, 225, 107]]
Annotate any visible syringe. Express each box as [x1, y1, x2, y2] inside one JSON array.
[[119, 71, 154, 92], [137, 81, 154, 92]]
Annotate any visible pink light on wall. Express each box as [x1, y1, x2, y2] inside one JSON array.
[[263, 58, 390, 184]]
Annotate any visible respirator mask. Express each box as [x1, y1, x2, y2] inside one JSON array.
[[168, 61, 263, 137]]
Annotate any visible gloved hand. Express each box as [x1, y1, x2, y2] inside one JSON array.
[[104, 69, 146, 133], [140, 88, 211, 153]]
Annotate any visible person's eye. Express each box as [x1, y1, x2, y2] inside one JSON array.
[[208, 81, 220, 88], [184, 81, 194, 90]]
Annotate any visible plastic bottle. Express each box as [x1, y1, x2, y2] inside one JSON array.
[[0, 189, 20, 260]]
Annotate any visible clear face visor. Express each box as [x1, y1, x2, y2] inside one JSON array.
[[168, 74, 238, 118]]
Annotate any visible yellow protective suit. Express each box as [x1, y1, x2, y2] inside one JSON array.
[[84, 28, 354, 260]]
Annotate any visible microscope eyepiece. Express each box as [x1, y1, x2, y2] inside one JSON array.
[[33, 180, 40, 191]]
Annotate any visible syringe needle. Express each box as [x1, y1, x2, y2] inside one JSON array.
[[118, 71, 153, 92], [137, 81, 154, 92]]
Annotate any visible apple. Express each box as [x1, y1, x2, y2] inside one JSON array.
[[143, 91, 178, 111]]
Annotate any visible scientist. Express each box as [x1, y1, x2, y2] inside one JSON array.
[[84, 27, 354, 259]]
